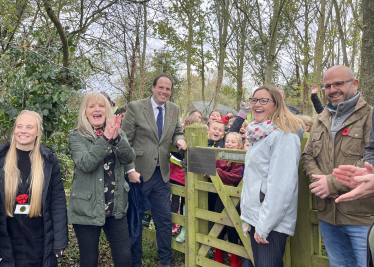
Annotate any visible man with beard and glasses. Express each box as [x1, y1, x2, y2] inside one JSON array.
[[302, 65, 373, 267]]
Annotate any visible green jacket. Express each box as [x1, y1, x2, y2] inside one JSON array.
[[68, 129, 135, 226], [302, 96, 374, 226]]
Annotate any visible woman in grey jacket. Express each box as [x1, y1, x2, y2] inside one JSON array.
[[68, 92, 135, 267], [241, 86, 302, 267]]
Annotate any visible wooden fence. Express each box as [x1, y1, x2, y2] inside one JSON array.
[[142, 124, 329, 266]]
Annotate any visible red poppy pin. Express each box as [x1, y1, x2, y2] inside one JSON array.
[[342, 125, 353, 136], [96, 129, 103, 136], [16, 194, 28, 204], [170, 113, 172, 116]]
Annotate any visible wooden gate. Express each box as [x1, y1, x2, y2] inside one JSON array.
[[142, 124, 329, 266]]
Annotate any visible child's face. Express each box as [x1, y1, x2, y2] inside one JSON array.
[[208, 123, 225, 141], [225, 135, 241, 149], [120, 112, 126, 119], [239, 124, 247, 138], [209, 111, 221, 123], [228, 120, 234, 128], [192, 112, 203, 124], [243, 140, 250, 151]]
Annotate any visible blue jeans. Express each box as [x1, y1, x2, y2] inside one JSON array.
[[319, 220, 369, 267], [131, 168, 172, 267]]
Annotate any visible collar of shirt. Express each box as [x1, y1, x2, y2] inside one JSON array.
[[150, 96, 165, 125]]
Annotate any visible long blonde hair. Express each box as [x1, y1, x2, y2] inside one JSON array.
[[77, 91, 113, 138], [4, 110, 44, 217], [252, 85, 301, 133]]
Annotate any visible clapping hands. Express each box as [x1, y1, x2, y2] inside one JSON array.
[[104, 115, 122, 140]]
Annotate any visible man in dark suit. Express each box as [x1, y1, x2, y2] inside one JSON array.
[[122, 73, 186, 267]]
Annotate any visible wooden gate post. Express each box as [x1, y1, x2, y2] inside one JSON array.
[[185, 123, 208, 267]]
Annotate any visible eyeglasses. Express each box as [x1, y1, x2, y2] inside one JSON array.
[[249, 98, 274, 105], [323, 79, 354, 90]]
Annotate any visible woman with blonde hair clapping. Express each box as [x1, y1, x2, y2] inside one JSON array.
[[68, 92, 135, 267]]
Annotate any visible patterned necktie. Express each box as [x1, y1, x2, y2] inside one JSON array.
[[157, 107, 163, 140]]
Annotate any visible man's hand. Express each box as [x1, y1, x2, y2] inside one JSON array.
[[311, 85, 319, 94], [128, 171, 141, 183], [309, 175, 330, 199], [254, 231, 269, 244], [332, 162, 374, 189], [176, 140, 187, 150], [335, 173, 374, 203]]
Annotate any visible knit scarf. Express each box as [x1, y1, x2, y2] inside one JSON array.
[[246, 120, 275, 142]]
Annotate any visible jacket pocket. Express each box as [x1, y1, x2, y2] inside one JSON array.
[[135, 150, 144, 157], [70, 181, 93, 217], [314, 195, 326, 211], [311, 132, 323, 158], [341, 127, 365, 158], [339, 197, 374, 216]]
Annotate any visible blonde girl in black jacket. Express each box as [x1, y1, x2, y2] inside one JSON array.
[[0, 110, 68, 267]]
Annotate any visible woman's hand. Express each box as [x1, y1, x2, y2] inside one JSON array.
[[56, 250, 63, 258], [254, 231, 269, 244], [104, 115, 121, 140]]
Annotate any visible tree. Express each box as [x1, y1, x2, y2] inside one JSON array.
[[359, 0, 374, 105]]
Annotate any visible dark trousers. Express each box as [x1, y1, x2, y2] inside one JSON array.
[[214, 196, 239, 244], [170, 180, 185, 214], [131, 168, 172, 267], [250, 225, 288, 267], [73, 216, 131, 267]]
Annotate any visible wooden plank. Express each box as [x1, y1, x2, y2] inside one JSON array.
[[186, 170, 198, 266], [290, 135, 315, 267], [196, 233, 250, 259], [171, 239, 185, 254], [312, 254, 330, 267], [197, 194, 240, 257], [312, 224, 320, 256], [185, 123, 209, 267], [143, 228, 156, 241], [171, 212, 185, 227], [195, 180, 242, 197], [283, 237, 291, 267], [195, 208, 234, 227], [310, 210, 319, 224], [196, 255, 228, 267], [209, 174, 254, 262], [170, 184, 185, 197]]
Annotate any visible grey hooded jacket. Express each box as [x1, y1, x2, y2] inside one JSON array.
[[240, 127, 303, 239]]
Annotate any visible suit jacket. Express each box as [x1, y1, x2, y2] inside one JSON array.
[[122, 97, 184, 182]]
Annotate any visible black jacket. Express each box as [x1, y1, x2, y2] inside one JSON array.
[[311, 93, 324, 114], [0, 142, 68, 267]]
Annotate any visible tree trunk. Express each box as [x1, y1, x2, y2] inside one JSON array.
[[184, 5, 194, 116], [236, 23, 246, 109], [332, 0, 349, 66], [359, 0, 374, 106], [139, 2, 147, 100], [213, 0, 229, 109], [264, 0, 280, 84], [43, 0, 69, 68], [302, 0, 309, 115]]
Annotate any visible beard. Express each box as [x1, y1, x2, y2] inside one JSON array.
[[327, 84, 356, 107]]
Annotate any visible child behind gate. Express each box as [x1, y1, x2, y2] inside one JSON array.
[[208, 132, 244, 267]]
